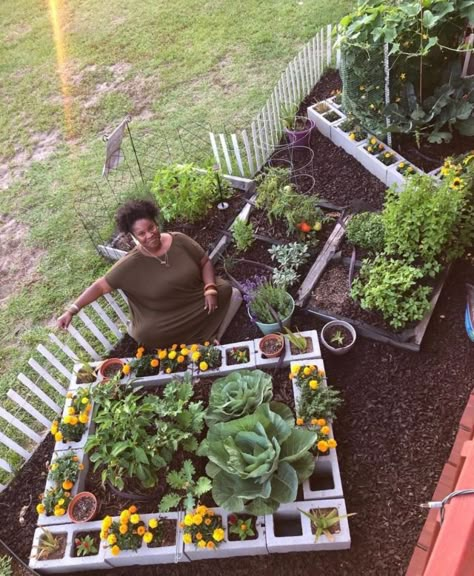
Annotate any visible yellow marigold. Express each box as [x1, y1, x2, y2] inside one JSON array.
[[195, 532, 203, 540], [150, 358, 159, 368], [207, 541, 216, 550], [179, 521, 185, 529], [130, 513, 140, 524], [158, 350, 167, 360], [317, 440, 329, 453], [192, 351, 201, 362], [197, 540, 206, 548], [119, 510, 130, 523], [143, 531, 153, 544], [36, 503, 45, 514], [79, 413, 89, 424], [149, 518, 158, 529], [290, 364, 300, 376], [107, 534, 117, 545], [50, 463, 58, 470], [62, 480, 73, 490], [100, 530, 108, 540], [309, 380, 318, 390], [111, 545, 121, 556], [137, 346, 145, 354], [349, 132, 356, 140], [136, 351, 143, 359], [85, 403, 92, 413], [184, 514, 193, 526], [190, 344, 199, 352], [195, 505, 208, 516], [296, 418, 304, 426], [303, 366, 312, 376], [67, 407, 76, 416], [207, 509, 214, 516], [399, 162, 405, 169], [212, 528, 225, 542], [54, 507, 65, 516], [199, 361, 209, 371], [328, 438, 337, 449], [384, 152, 391, 158], [122, 364, 131, 375], [183, 533, 192, 545], [119, 524, 128, 535], [81, 397, 89, 404], [370, 137, 377, 145], [50, 426, 58, 436], [310, 418, 319, 426], [192, 513, 203, 525], [168, 350, 177, 360], [69, 416, 78, 426], [63, 415, 71, 425], [171, 344, 178, 350], [319, 369, 325, 377], [102, 515, 113, 529], [181, 347, 190, 356], [137, 526, 146, 536], [54, 431, 63, 442], [321, 425, 330, 435], [177, 355, 185, 363], [165, 368, 172, 374], [128, 505, 137, 513], [57, 498, 65, 506], [317, 418, 326, 426], [66, 391, 74, 398]]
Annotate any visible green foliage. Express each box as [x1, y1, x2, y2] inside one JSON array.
[[151, 164, 231, 223], [48, 451, 82, 486], [229, 516, 256, 540], [86, 376, 205, 490], [74, 534, 98, 557], [346, 212, 385, 253], [296, 380, 343, 422], [232, 219, 255, 253], [0, 555, 12, 576], [159, 460, 212, 513], [198, 402, 317, 515], [282, 327, 307, 352], [269, 242, 310, 289], [299, 507, 356, 542], [34, 529, 64, 561], [248, 283, 293, 324], [351, 256, 432, 329], [280, 103, 308, 130], [205, 369, 273, 426]]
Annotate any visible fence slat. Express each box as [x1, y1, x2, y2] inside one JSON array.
[[90, 301, 123, 339], [231, 134, 245, 177], [0, 407, 42, 443], [241, 129, 255, 177], [294, 57, 301, 102], [77, 309, 113, 351], [218, 134, 233, 175], [320, 28, 325, 73], [48, 333, 79, 362], [17, 373, 62, 414], [261, 106, 272, 152], [28, 358, 67, 396], [66, 325, 100, 360], [327, 24, 332, 66], [0, 431, 30, 459], [303, 44, 311, 93], [8, 389, 51, 428], [36, 344, 72, 381], [117, 289, 129, 305], [103, 293, 129, 327], [270, 92, 280, 146], [209, 132, 222, 170], [0, 458, 12, 473]]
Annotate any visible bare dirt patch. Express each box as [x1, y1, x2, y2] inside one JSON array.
[[0, 215, 45, 307], [3, 23, 32, 45]]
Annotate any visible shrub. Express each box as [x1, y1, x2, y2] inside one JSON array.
[[232, 219, 254, 253]]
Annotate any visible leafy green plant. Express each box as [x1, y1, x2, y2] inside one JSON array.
[[268, 242, 309, 289], [228, 515, 256, 540], [351, 256, 432, 329], [198, 402, 317, 515], [74, 353, 97, 383], [86, 376, 205, 490], [205, 369, 273, 426], [48, 451, 82, 487], [74, 534, 98, 557], [299, 507, 356, 542], [232, 219, 255, 253], [346, 212, 385, 253], [295, 377, 342, 423], [282, 327, 307, 352], [248, 282, 293, 324], [280, 102, 307, 130], [151, 163, 231, 223], [158, 460, 212, 512], [0, 555, 12, 576], [33, 529, 65, 560], [229, 346, 250, 364]]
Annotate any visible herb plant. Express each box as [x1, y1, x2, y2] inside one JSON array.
[[228, 515, 256, 540], [158, 460, 212, 513], [232, 219, 255, 253], [0, 555, 12, 576], [74, 534, 98, 557], [346, 212, 385, 253], [299, 508, 356, 542], [248, 282, 293, 324]]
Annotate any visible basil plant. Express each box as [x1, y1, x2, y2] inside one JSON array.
[[198, 402, 317, 515], [205, 369, 273, 426]]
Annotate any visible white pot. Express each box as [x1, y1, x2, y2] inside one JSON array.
[[320, 321, 356, 355]]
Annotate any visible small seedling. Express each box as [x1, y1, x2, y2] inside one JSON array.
[[33, 529, 64, 560], [75, 534, 98, 557], [299, 508, 356, 542], [330, 330, 345, 347], [282, 327, 307, 352]]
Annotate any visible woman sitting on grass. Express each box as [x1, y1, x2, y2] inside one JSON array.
[[57, 199, 242, 348]]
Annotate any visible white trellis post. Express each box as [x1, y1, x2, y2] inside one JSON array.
[[384, 43, 392, 147]]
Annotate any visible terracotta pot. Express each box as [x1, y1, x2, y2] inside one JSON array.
[[259, 333, 285, 358], [98, 358, 125, 382], [68, 492, 98, 523]]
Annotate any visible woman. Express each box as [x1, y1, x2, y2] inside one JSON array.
[[57, 199, 242, 348]]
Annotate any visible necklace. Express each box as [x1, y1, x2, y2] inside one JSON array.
[[139, 244, 170, 267]]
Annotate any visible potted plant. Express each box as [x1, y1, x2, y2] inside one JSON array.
[[280, 103, 315, 147], [246, 281, 295, 335], [320, 320, 357, 355], [75, 354, 97, 384], [299, 507, 356, 542], [31, 528, 67, 561], [182, 505, 226, 551], [68, 492, 98, 523], [258, 333, 285, 358], [226, 346, 250, 365], [98, 358, 125, 381], [73, 533, 100, 557]]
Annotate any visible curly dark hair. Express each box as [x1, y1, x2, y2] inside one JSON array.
[[115, 199, 159, 234]]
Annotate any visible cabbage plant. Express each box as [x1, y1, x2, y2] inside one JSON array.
[[198, 402, 317, 515], [205, 369, 272, 426]]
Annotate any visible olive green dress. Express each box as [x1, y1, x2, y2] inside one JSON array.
[[105, 232, 232, 349]]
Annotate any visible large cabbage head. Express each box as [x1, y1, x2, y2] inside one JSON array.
[[198, 402, 317, 515], [205, 369, 273, 426]]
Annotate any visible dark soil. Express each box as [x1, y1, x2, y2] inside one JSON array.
[[102, 362, 124, 379], [73, 531, 100, 558], [147, 519, 176, 548], [323, 325, 354, 349], [259, 335, 284, 357], [0, 542, 30, 576]]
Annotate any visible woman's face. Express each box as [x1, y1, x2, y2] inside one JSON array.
[[131, 218, 161, 251]]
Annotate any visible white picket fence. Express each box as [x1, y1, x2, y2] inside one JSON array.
[[209, 24, 339, 178], [0, 290, 130, 492]]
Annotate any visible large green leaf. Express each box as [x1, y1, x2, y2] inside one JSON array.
[[270, 462, 298, 504], [457, 116, 474, 136], [279, 428, 318, 462], [245, 497, 280, 516], [291, 452, 317, 482]]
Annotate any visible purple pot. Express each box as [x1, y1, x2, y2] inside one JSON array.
[[284, 117, 315, 147]]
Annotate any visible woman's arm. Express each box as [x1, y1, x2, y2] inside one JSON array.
[[57, 277, 114, 329], [201, 256, 218, 314]]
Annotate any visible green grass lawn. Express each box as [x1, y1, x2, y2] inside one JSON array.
[[0, 0, 354, 475]]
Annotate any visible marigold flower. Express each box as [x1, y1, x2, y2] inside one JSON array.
[[213, 528, 225, 542], [291, 364, 300, 376], [137, 346, 145, 353], [370, 137, 377, 145], [111, 545, 121, 556], [207, 541, 216, 549], [54, 507, 66, 516], [58, 498, 65, 506], [296, 417, 304, 426], [50, 426, 58, 436], [100, 530, 108, 540], [67, 407, 76, 416], [103, 515, 113, 529], [179, 521, 185, 529], [107, 534, 117, 545], [319, 369, 325, 377], [398, 162, 405, 169], [321, 425, 330, 435], [171, 344, 178, 350], [313, 222, 322, 231], [69, 416, 78, 426], [199, 361, 209, 371], [165, 368, 172, 374], [63, 415, 71, 425], [196, 505, 208, 516], [54, 431, 63, 442], [204, 518, 212, 526], [158, 350, 167, 360], [119, 524, 128, 535], [81, 397, 89, 404], [177, 355, 185, 363], [198, 540, 206, 548], [122, 364, 131, 375], [184, 514, 193, 526], [66, 391, 74, 398], [190, 344, 199, 351], [317, 440, 329, 453], [150, 358, 159, 368], [149, 518, 158, 529], [119, 510, 130, 523], [193, 513, 203, 525], [317, 418, 326, 426], [349, 132, 356, 140], [168, 350, 177, 360], [183, 533, 192, 544], [36, 503, 45, 514], [328, 438, 337, 448], [309, 380, 318, 390], [192, 351, 201, 362], [196, 532, 203, 540], [143, 531, 153, 544], [181, 347, 189, 356], [303, 366, 312, 376], [79, 413, 89, 424], [62, 480, 73, 490], [384, 152, 391, 158], [137, 526, 146, 536], [130, 513, 140, 524], [310, 418, 319, 425], [136, 351, 143, 359]]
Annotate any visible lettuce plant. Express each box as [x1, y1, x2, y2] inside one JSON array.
[[205, 369, 273, 426], [198, 402, 317, 515]]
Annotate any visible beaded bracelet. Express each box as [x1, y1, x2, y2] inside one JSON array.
[[204, 289, 218, 296], [204, 283, 217, 291]]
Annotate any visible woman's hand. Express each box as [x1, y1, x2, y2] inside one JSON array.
[[204, 293, 218, 314], [57, 310, 74, 330]]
